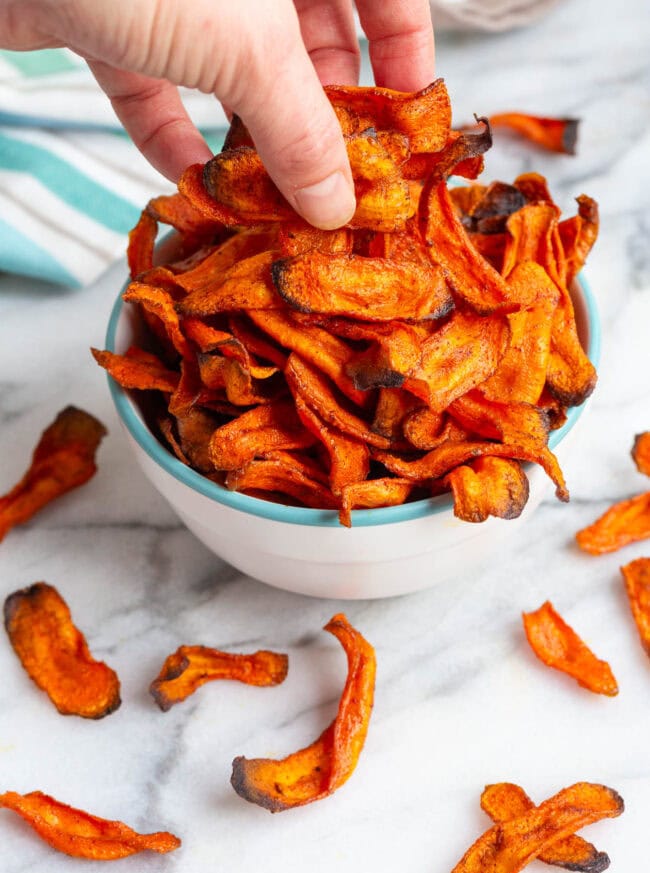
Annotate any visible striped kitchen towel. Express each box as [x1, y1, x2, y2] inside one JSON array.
[[0, 48, 226, 288]]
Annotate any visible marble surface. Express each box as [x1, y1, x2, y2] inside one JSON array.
[[1, 0, 650, 869]]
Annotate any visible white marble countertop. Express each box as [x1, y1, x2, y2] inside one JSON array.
[[1, 0, 650, 869]]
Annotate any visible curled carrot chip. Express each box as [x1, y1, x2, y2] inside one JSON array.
[[150, 645, 288, 711], [4, 582, 121, 718], [339, 478, 413, 527], [480, 783, 612, 873], [92, 347, 180, 393], [231, 614, 375, 811], [209, 400, 314, 471], [559, 195, 599, 286], [576, 492, 650, 555], [489, 112, 580, 154], [632, 432, 650, 476], [227, 458, 338, 509], [522, 600, 618, 696], [452, 782, 623, 873], [0, 791, 179, 859], [0, 407, 106, 543], [178, 251, 282, 317], [621, 557, 650, 659], [372, 387, 421, 441], [444, 457, 529, 523], [127, 209, 157, 278]]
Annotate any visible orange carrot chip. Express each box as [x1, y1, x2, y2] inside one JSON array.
[[231, 614, 375, 811], [522, 600, 618, 696], [621, 557, 650, 659], [576, 492, 650, 555], [0, 791, 179, 859], [632, 432, 650, 477], [4, 582, 120, 718], [0, 407, 106, 543], [489, 112, 580, 154], [150, 645, 288, 711], [452, 783, 622, 873]]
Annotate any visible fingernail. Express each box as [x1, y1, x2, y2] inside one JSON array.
[[294, 171, 356, 230]]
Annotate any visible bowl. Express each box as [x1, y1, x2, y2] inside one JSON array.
[[104, 274, 600, 600]]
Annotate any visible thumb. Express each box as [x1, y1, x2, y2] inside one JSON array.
[[233, 33, 356, 229]]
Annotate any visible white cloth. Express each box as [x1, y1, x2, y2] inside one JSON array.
[[431, 0, 562, 31]]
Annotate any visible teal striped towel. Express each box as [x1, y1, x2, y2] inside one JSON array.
[[0, 49, 226, 287]]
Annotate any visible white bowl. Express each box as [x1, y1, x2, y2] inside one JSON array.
[[105, 275, 600, 599]]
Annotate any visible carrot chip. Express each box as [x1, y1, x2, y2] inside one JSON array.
[[621, 557, 650, 659], [4, 582, 121, 718], [522, 600, 618, 696], [451, 782, 623, 873], [0, 407, 106, 543], [0, 791, 180, 859], [150, 645, 288, 711], [231, 614, 375, 811]]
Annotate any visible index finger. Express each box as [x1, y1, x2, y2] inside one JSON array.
[[355, 0, 435, 92]]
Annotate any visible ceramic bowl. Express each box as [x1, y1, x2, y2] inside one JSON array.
[[104, 274, 600, 599]]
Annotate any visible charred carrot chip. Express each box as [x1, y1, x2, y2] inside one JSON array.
[[295, 396, 370, 496], [279, 221, 351, 257], [92, 347, 180, 393], [177, 163, 243, 225], [150, 645, 288, 711], [460, 180, 527, 235], [0, 407, 106, 543], [178, 251, 282, 317], [452, 782, 622, 873], [404, 120, 492, 184], [344, 322, 427, 391], [403, 408, 453, 450], [226, 458, 338, 509], [339, 478, 413, 527], [172, 408, 222, 473], [482, 262, 559, 405], [559, 195, 599, 286], [501, 202, 561, 280], [632, 432, 650, 476], [209, 400, 314, 471], [4, 582, 120, 718], [325, 79, 451, 152], [285, 355, 391, 449], [419, 180, 517, 314], [203, 148, 293, 223], [450, 390, 551, 448], [0, 791, 179, 859], [489, 112, 580, 154], [375, 438, 567, 501], [404, 311, 510, 411], [271, 250, 452, 322], [576, 492, 650, 555], [445, 457, 529, 523], [480, 783, 613, 873], [621, 557, 650, 659], [522, 601, 618, 696], [231, 614, 375, 811], [228, 314, 288, 369]]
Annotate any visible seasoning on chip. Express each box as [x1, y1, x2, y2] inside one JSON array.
[[231, 614, 375, 811], [0, 407, 106, 543], [480, 782, 611, 872], [576, 492, 650, 555], [94, 80, 599, 525], [621, 557, 650, 659], [4, 582, 121, 718], [451, 782, 622, 873], [0, 791, 180, 859], [522, 601, 618, 696], [150, 645, 288, 711]]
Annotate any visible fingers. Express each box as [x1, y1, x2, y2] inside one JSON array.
[[234, 7, 355, 229], [355, 0, 435, 91], [294, 0, 360, 86], [88, 62, 213, 182]]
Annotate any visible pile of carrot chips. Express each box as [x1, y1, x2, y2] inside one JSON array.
[[452, 782, 623, 873], [93, 79, 598, 525]]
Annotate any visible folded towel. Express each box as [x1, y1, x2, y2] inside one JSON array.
[[0, 48, 225, 288], [431, 0, 562, 31]]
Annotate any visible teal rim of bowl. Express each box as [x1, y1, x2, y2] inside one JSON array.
[[106, 272, 601, 527]]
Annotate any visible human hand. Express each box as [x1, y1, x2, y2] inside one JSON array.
[[1, 0, 434, 229]]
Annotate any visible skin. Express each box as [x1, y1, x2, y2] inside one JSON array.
[[0, 0, 435, 229]]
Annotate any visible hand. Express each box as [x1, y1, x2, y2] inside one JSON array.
[[1, 0, 435, 229]]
